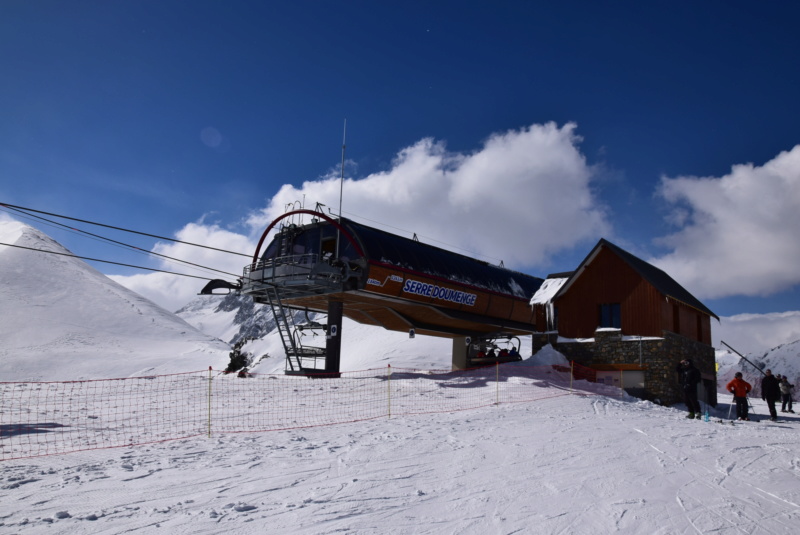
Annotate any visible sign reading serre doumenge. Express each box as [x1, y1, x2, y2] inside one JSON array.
[[401, 279, 477, 306]]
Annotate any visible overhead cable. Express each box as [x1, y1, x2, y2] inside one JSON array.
[[1, 204, 239, 278], [0, 202, 251, 257], [0, 242, 233, 282]]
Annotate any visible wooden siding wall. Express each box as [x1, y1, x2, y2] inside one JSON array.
[[659, 299, 712, 345], [554, 248, 665, 339]]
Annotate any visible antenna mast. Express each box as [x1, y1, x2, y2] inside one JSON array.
[[339, 120, 346, 220], [336, 119, 346, 257]]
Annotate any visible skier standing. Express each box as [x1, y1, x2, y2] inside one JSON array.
[[761, 369, 781, 421], [726, 372, 752, 420], [779, 377, 794, 413], [677, 359, 702, 419]]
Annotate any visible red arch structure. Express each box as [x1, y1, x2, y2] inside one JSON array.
[[251, 210, 364, 265]]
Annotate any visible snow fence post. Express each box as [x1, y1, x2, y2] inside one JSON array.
[[570, 361, 574, 392], [207, 366, 213, 438], [387, 364, 392, 419], [496, 361, 500, 405]]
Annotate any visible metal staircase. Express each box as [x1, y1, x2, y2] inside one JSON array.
[[266, 285, 325, 374], [263, 285, 327, 373]]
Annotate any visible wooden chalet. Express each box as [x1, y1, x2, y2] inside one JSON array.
[[531, 239, 719, 406]]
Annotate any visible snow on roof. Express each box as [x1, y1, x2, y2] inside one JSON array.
[[529, 277, 568, 305]]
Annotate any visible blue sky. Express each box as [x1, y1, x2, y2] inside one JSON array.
[[2, 1, 799, 330]]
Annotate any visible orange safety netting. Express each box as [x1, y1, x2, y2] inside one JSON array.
[[1, 362, 598, 461]]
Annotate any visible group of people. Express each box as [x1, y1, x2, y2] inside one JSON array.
[[724, 368, 794, 422], [757, 370, 795, 420], [676, 359, 795, 422]]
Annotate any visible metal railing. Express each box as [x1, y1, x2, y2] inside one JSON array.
[[244, 253, 319, 281]]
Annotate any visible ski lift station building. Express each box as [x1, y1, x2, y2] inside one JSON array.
[[221, 209, 543, 375], [206, 208, 717, 405]]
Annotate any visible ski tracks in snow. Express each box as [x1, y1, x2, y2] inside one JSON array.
[[615, 401, 800, 534], [1, 394, 799, 534]]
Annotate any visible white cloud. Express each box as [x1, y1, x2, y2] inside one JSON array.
[[249, 122, 610, 268], [653, 145, 800, 299], [713, 311, 800, 355], [112, 122, 610, 311]]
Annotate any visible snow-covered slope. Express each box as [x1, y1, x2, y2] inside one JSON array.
[[2, 383, 799, 534], [0, 220, 230, 380]]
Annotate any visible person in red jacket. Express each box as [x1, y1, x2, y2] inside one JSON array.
[[726, 372, 752, 421]]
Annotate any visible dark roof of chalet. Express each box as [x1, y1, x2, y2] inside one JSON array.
[[340, 218, 544, 300], [556, 238, 719, 320], [546, 271, 575, 279]]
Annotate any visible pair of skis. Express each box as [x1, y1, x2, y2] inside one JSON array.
[[726, 394, 758, 422]]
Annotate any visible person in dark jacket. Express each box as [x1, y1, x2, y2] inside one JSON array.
[[761, 369, 781, 421], [726, 372, 752, 421], [677, 359, 702, 419]]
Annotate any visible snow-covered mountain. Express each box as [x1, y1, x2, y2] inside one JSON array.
[[175, 293, 280, 346], [0, 220, 230, 381]]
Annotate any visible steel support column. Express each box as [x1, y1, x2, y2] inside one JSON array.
[[325, 300, 343, 375]]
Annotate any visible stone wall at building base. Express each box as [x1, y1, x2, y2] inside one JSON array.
[[533, 330, 717, 407]]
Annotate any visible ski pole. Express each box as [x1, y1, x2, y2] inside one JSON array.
[[747, 396, 757, 418], [727, 396, 734, 420]]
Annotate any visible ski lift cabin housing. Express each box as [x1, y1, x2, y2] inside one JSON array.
[[233, 209, 543, 375]]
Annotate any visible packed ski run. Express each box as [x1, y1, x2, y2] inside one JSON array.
[[1, 382, 799, 534]]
